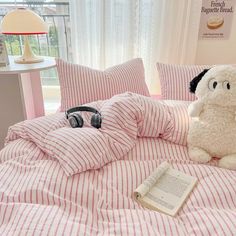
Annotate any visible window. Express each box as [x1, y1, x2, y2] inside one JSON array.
[[0, 0, 71, 113]]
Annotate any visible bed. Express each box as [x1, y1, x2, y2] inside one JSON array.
[[0, 59, 235, 236]]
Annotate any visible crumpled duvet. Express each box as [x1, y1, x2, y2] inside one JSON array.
[[4, 92, 187, 176], [0, 93, 235, 236]]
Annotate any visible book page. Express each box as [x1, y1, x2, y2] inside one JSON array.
[[141, 168, 197, 216], [134, 161, 170, 200]]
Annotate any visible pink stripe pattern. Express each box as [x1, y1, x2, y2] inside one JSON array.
[[0, 96, 235, 235], [156, 63, 210, 101], [5, 93, 173, 176], [57, 58, 150, 111]]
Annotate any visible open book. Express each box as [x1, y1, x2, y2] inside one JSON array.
[[134, 161, 197, 216]]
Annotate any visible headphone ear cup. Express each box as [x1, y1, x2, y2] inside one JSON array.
[[68, 113, 84, 128], [91, 114, 102, 129]]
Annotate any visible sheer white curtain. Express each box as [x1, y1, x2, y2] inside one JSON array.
[[69, 0, 202, 92]]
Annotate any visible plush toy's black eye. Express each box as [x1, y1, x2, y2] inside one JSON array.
[[208, 78, 218, 91], [223, 81, 231, 90], [213, 81, 217, 89]]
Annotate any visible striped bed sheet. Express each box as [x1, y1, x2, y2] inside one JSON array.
[[0, 99, 235, 236]]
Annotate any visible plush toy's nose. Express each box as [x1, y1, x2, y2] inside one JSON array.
[[210, 89, 227, 102]]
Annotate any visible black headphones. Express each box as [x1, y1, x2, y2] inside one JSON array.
[[65, 106, 102, 129]]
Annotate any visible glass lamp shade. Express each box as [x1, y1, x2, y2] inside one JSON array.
[[1, 8, 48, 35], [1, 8, 48, 64]]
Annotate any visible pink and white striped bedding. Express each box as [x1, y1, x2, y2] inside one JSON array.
[[156, 63, 210, 101], [57, 58, 150, 111], [4, 93, 188, 176], [0, 95, 235, 235]]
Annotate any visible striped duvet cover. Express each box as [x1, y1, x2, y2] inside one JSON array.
[[0, 94, 235, 236]]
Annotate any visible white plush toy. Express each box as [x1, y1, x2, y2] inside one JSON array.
[[187, 65, 236, 170]]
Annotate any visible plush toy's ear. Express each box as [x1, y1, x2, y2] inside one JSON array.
[[189, 69, 210, 94]]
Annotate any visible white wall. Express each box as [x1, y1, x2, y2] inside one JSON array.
[[195, 12, 236, 65]]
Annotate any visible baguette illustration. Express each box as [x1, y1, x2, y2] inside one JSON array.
[[207, 16, 224, 29]]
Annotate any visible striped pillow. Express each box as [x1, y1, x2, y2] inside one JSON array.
[[57, 58, 150, 111], [156, 63, 210, 101]]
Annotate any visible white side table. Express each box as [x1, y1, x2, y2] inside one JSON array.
[[0, 56, 56, 149]]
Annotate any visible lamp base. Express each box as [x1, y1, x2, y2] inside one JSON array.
[[14, 55, 44, 64], [14, 35, 44, 64]]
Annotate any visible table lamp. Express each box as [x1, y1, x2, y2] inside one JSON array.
[[1, 8, 48, 64]]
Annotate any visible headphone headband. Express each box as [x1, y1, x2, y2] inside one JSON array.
[[66, 106, 101, 118]]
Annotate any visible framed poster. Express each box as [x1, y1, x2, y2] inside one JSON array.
[[0, 34, 9, 67], [198, 0, 236, 39]]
